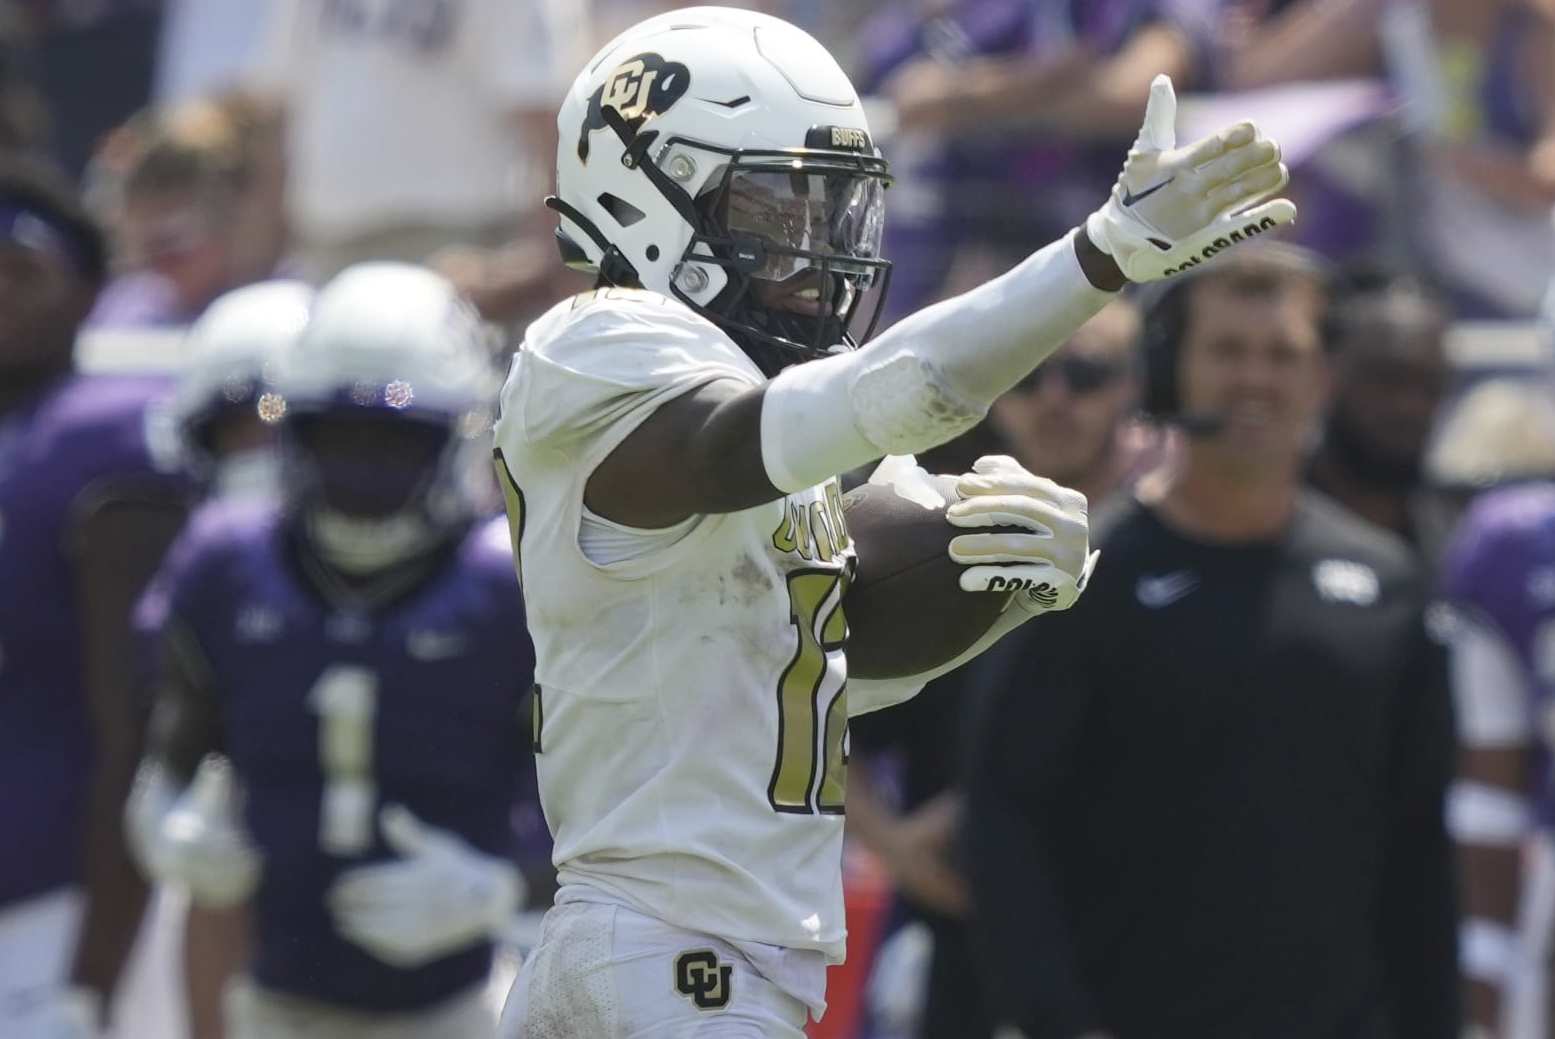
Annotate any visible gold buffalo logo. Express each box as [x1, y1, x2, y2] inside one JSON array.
[[578, 52, 691, 163]]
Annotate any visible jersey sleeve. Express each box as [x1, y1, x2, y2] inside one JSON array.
[[1442, 493, 1535, 638], [500, 290, 764, 465], [1441, 493, 1543, 746]]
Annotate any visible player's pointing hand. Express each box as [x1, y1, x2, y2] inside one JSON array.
[[1084, 74, 1297, 283]]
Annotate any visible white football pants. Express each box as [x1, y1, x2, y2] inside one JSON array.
[[500, 901, 810, 1038]]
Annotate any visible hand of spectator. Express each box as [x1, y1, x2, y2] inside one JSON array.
[[886, 51, 1093, 135], [1084, 75, 1296, 282], [878, 792, 970, 918], [885, 58, 964, 133], [1429, 139, 1555, 213]]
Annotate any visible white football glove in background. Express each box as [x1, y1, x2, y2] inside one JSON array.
[[133, 755, 261, 908], [1085, 74, 1296, 282], [327, 805, 523, 968], [948, 455, 1099, 615]]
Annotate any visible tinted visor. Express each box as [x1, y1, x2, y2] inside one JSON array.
[[721, 168, 885, 285]]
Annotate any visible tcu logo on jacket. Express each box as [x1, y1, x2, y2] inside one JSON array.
[[674, 949, 732, 1010]]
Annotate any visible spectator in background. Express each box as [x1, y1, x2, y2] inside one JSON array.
[[0, 158, 187, 1038], [1385, 0, 1555, 316], [246, 0, 589, 322], [10, 1, 163, 176], [1307, 272, 1451, 557], [848, 301, 1147, 1039], [856, 0, 1198, 323], [1199, 0, 1386, 92], [989, 297, 1151, 508], [0, 21, 50, 158], [965, 246, 1458, 1038], [88, 92, 286, 329]]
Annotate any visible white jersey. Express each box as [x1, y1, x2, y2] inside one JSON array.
[[493, 289, 858, 970]]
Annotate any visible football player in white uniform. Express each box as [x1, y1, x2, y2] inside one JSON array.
[[496, 7, 1295, 1036]]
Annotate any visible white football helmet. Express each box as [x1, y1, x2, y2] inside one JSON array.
[[271, 262, 496, 573], [551, 5, 892, 374], [154, 279, 312, 479]]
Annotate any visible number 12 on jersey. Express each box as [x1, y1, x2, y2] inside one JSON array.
[[769, 567, 851, 815]]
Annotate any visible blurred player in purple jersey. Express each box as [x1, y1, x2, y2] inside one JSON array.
[[0, 158, 188, 1037], [127, 262, 546, 1039], [1442, 481, 1555, 1039]]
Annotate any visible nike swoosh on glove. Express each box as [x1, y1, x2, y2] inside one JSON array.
[[1085, 74, 1297, 282], [327, 804, 524, 968], [946, 455, 1099, 615]]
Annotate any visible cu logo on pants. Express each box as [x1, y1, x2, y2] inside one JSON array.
[[674, 949, 733, 1011]]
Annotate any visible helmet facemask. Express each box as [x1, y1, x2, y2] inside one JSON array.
[[282, 407, 478, 576], [674, 145, 892, 375]]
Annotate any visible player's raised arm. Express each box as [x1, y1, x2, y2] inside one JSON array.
[[530, 53, 1293, 526], [756, 74, 1293, 497]]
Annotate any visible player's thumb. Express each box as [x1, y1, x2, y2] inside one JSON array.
[[1135, 74, 1177, 153], [380, 804, 432, 857], [187, 754, 236, 815]]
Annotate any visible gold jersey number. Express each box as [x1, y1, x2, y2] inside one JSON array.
[[768, 566, 852, 815]]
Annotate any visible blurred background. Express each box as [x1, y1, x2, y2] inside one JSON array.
[[8, 1, 1555, 1038]]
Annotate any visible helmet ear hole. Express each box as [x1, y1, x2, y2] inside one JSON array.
[[597, 192, 646, 228], [646, 245, 660, 261]]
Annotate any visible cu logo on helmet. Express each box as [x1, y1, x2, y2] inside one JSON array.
[[674, 949, 732, 1011], [577, 52, 691, 162]]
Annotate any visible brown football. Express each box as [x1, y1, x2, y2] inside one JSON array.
[[843, 481, 1011, 680]]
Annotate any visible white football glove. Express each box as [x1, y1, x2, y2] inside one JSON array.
[[327, 804, 523, 968], [947, 455, 1099, 615], [9, 986, 101, 1039], [134, 755, 262, 908], [1085, 74, 1296, 283]]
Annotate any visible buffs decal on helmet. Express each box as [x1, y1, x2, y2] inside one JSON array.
[[578, 53, 690, 163]]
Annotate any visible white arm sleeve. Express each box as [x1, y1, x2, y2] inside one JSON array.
[[1451, 616, 1535, 748], [761, 230, 1115, 493]]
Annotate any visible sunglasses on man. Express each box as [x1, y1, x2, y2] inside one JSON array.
[[1015, 355, 1125, 396]]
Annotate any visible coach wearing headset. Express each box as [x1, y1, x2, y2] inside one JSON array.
[[962, 244, 1458, 1039]]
